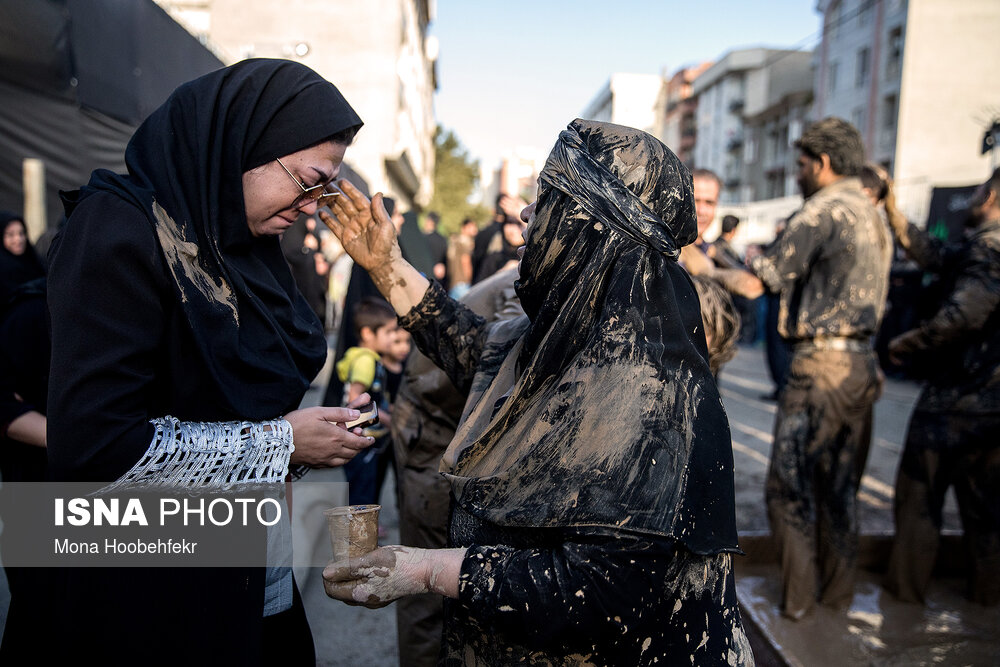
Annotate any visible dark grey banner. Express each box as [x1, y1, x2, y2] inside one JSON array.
[[0, 481, 354, 567]]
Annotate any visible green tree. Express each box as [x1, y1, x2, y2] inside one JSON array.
[[427, 125, 489, 236]]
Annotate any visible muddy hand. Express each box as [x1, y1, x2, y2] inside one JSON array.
[[323, 546, 431, 608], [318, 180, 401, 274]]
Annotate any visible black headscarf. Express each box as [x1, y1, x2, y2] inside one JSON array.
[[62, 59, 363, 416], [0, 212, 45, 306], [441, 120, 739, 555]]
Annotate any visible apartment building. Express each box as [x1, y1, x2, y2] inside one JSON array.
[[692, 48, 807, 204], [579, 73, 665, 135], [656, 63, 712, 167], [813, 0, 1000, 223], [156, 0, 438, 210]]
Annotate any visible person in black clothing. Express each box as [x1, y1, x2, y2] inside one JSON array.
[[321, 119, 751, 665], [0, 278, 48, 482], [760, 219, 793, 399], [471, 192, 524, 283], [0, 278, 49, 643], [422, 210, 448, 285], [712, 215, 758, 344], [0, 212, 44, 305], [281, 215, 328, 322], [476, 216, 525, 280], [884, 167, 1000, 606], [6, 59, 375, 665]]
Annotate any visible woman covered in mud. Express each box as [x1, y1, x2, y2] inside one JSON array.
[[323, 119, 753, 665], [5, 60, 375, 664]]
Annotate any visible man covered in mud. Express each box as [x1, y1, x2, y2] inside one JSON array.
[[750, 117, 892, 619], [884, 167, 1000, 607]]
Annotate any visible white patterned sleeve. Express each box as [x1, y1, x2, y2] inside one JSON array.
[[98, 415, 294, 492]]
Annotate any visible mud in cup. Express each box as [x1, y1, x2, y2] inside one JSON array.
[[324, 504, 380, 561]]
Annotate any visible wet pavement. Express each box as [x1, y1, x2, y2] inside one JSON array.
[[0, 344, 971, 664], [736, 562, 1000, 666]]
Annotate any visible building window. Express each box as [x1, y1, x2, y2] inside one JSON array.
[[886, 26, 903, 76], [881, 94, 898, 148], [852, 107, 867, 133], [856, 47, 870, 88], [766, 169, 786, 199], [765, 128, 778, 166], [827, 61, 839, 95], [882, 94, 897, 130]]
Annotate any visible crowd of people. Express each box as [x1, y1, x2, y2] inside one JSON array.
[[0, 57, 998, 665]]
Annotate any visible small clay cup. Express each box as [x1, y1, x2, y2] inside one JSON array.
[[324, 504, 380, 561]]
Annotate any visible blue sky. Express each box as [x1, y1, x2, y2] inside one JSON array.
[[431, 1, 821, 167]]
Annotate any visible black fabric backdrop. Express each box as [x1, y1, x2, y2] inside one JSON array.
[[0, 0, 224, 228]]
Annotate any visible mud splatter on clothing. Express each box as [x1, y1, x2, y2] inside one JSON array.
[[751, 177, 890, 342], [391, 269, 522, 667], [885, 409, 1000, 606], [399, 119, 751, 664], [888, 219, 1000, 413], [885, 218, 1000, 606], [751, 177, 891, 619], [442, 505, 752, 666], [765, 345, 881, 617]]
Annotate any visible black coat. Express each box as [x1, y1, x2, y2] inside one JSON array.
[[5, 59, 363, 665]]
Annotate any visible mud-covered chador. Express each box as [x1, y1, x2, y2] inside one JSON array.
[[323, 119, 753, 666]]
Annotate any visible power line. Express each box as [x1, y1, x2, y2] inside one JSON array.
[[754, 0, 883, 72]]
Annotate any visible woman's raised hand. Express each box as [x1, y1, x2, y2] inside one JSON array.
[[319, 180, 401, 275], [319, 179, 430, 316]]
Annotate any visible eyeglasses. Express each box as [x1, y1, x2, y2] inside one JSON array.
[[276, 157, 340, 208]]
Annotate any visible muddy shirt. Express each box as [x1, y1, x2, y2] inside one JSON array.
[[751, 177, 891, 341], [892, 219, 1000, 413]]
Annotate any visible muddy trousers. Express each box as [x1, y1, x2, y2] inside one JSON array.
[[885, 408, 1000, 606], [766, 346, 879, 619]]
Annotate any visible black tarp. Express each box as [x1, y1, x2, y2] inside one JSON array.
[[923, 184, 979, 244], [0, 0, 224, 228]]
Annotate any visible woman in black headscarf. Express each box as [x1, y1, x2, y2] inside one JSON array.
[[322, 120, 752, 665], [3, 59, 374, 665], [0, 212, 45, 304]]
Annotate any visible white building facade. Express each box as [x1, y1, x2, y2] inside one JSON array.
[[580, 73, 665, 136], [156, 0, 438, 210], [814, 0, 1000, 223], [692, 48, 809, 204], [741, 50, 814, 203]]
